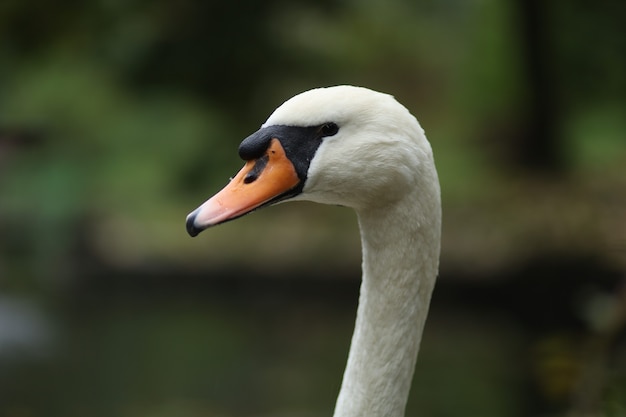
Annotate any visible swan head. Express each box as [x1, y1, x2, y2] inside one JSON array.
[[186, 85, 436, 236]]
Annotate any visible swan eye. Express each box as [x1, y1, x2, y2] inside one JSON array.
[[320, 122, 339, 137]]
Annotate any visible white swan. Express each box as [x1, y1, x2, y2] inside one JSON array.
[[186, 85, 441, 417]]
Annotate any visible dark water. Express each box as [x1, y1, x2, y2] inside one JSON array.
[[1, 256, 624, 417]]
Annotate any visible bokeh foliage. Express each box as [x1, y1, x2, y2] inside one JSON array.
[[1, 0, 625, 416]]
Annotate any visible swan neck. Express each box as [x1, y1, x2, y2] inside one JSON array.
[[333, 191, 440, 417]]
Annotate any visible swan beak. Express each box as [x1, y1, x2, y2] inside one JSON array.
[[186, 138, 300, 236]]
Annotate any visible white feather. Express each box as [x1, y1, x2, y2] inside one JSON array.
[[263, 86, 441, 417]]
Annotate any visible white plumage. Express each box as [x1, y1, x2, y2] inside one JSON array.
[[187, 85, 442, 417]]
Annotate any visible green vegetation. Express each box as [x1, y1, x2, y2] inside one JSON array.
[[1, 0, 624, 416]]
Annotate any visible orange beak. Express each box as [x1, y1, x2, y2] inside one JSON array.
[[186, 138, 300, 236]]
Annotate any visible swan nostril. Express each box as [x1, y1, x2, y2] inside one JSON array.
[[242, 154, 269, 185]]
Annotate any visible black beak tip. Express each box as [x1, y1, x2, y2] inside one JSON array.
[[185, 212, 202, 237]]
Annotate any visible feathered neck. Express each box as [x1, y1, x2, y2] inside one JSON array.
[[333, 175, 441, 417]]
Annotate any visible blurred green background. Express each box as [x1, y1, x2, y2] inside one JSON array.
[[1, 0, 625, 416]]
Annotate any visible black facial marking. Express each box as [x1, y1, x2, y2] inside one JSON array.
[[239, 123, 338, 180], [238, 132, 271, 161], [236, 123, 339, 205], [243, 155, 268, 184]]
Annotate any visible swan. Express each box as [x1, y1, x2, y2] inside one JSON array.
[[186, 85, 441, 417]]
